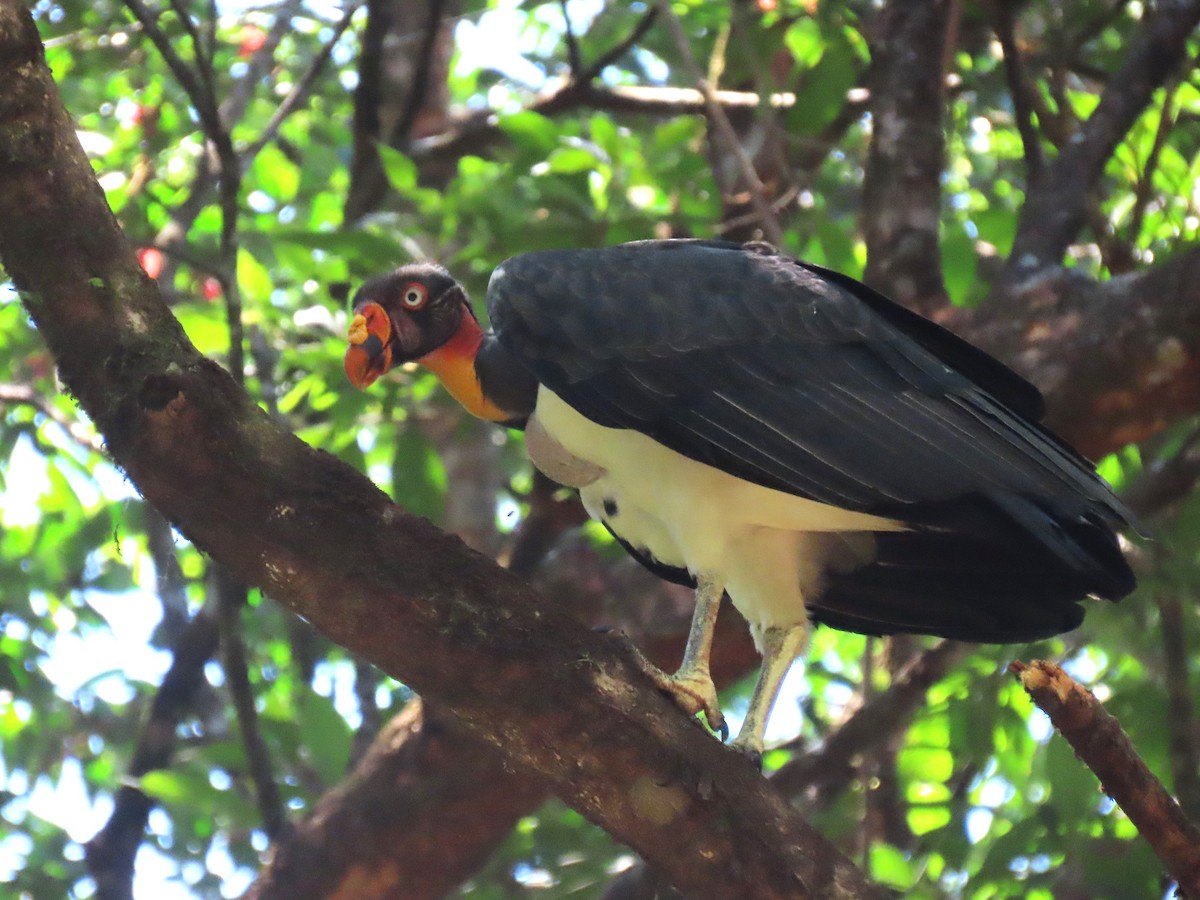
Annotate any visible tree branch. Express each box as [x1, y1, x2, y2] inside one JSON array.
[[214, 567, 286, 840], [123, 0, 224, 150], [218, 0, 305, 125], [246, 699, 547, 900], [1005, 0, 1200, 280], [251, 512, 762, 898], [945, 246, 1200, 459], [771, 641, 973, 802], [861, 0, 950, 315], [407, 82, 801, 181], [559, 0, 582, 76], [993, 0, 1044, 183], [0, 381, 103, 452], [578, 8, 658, 83], [242, 2, 361, 164], [1157, 591, 1200, 822], [654, 0, 785, 245], [84, 604, 221, 900], [1011, 660, 1200, 895], [0, 9, 884, 896]]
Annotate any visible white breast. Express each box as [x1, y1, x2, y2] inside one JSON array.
[[531, 388, 904, 631]]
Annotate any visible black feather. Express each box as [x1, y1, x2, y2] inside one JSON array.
[[486, 240, 1136, 639]]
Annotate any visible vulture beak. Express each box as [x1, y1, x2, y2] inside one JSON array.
[[344, 302, 394, 389]]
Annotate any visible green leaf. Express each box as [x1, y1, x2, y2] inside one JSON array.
[[298, 689, 352, 786], [545, 145, 603, 174], [869, 842, 915, 887], [254, 142, 300, 200], [391, 423, 445, 522], [941, 226, 978, 306], [1044, 735, 1101, 819], [377, 143, 417, 192], [785, 36, 859, 136], [784, 18, 824, 68], [497, 110, 558, 153], [238, 247, 273, 304]]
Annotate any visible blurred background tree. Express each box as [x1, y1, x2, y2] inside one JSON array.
[[2, 0, 1200, 897]]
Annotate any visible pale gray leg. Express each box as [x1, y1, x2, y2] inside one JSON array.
[[729, 623, 809, 758], [628, 574, 726, 737]]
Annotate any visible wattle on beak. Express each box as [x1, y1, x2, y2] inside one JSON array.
[[344, 302, 394, 389]]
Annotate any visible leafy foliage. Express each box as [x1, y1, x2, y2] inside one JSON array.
[[1, 0, 1198, 898]]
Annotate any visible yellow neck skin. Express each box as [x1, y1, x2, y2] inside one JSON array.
[[418, 308, 510, 423]]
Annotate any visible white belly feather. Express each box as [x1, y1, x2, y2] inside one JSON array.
[[531, 388, 905, 631]]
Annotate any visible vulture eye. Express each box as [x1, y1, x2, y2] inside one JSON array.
[[401, 283, 428, 310]]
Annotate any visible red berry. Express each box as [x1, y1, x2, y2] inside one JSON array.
[[138, 247, 163, 279]]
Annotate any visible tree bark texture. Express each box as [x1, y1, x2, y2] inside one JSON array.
[[861, 0, 950, 315], [1013, 660, 1200, 895]]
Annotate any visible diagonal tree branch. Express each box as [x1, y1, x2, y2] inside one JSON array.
[[246, 700, 548, 900], [249, 491, 761, 899], [0, 8, 885, 896], [1005, 0, 1200, 281], [0, 381, 103, 452], [219, 0, 306, 125], [242, 2, 362, 163], [577, 7, 658, 83], [123, 0, 224, 150], [1012, 660, 1200, 895]]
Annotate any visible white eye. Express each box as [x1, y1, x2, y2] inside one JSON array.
[[401, 283, 427, 309]]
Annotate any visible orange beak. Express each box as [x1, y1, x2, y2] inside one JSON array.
[[344, 302, 394, 389]]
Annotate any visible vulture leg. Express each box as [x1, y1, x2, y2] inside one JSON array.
[[631, 574, 726, 738], [729, 623, 808, 759]]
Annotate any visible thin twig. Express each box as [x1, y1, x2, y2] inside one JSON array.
[[123, 0, 224, 149], [1126, 77, 1181, 247], [85, 599, 221, 900], [716, 186, 799, 235], [243, 1, 363, 163], [654, 0, 785, 246], [0, 382, 103, 452], [125, 0, 240, 342], [215, 567, 286, 840], [158, 0, 347, 269], [994, 0, 1044, 182], [1012, 659, 1200, 895], [216, 171, 243, 379], [219, 0, 307, 124], [578, 7, 657, 82], [559, 0, 582, 76], [167, 0, 217, 110], [1157, 591, 1200, 822], [144, 504, 191, 640]]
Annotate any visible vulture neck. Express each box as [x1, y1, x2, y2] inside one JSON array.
[[418, 302, 537, 427]]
